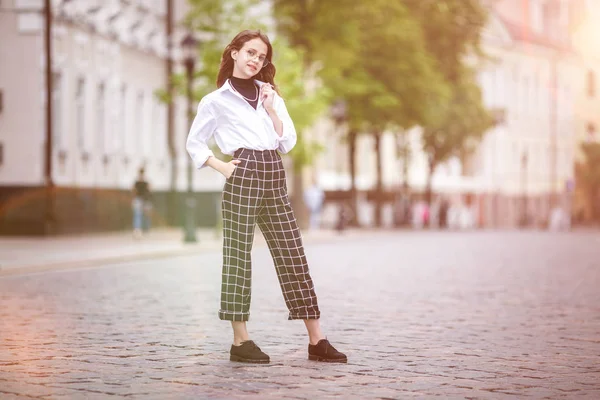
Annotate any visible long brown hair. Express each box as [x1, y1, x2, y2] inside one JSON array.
[[216, 30, 278, 93]]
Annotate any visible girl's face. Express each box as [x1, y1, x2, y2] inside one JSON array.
[[231, 38, 269, 79]]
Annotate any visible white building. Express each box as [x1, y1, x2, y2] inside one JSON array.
[[0, 0, 227, 235], [470, 0, 582, 228], [571, 0, 600, 222]]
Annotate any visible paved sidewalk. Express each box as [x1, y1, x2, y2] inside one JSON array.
[[1, 230, 599, 398], [0, 227, 356, 276]]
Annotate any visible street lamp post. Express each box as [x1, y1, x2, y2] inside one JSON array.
[[520, 149, 528, 228], [44, 0, 55, 235], [181, 33, 198, 243], [165, 0, 177, 227]]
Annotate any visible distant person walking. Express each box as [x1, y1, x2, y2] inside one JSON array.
[[132, 167, 152, 238], [304, 179, 325, 230]]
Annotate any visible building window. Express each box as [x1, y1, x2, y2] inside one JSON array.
[[531, 0, 543, 33], [532, 75, 538, 114], [97, 83, 105, 154], [136, 91, 145, 157], [512, 67, 519, 119], [588, 70, 595, 97], [75, 78, 85, 150], [542, 0, 559, 39], [152, 99, 162, 158], [52, 72, 62, 148], [120, 84, 127, 153], [522, 77, 529, 115]]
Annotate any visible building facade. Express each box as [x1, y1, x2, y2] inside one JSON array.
[[312, 0, 586, 229], [571, 0, 600, 222], [0, 0, 226, 235], [472, 0, 582, 228]]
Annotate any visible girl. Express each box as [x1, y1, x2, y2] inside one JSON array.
[[186, 30, 347, 364]]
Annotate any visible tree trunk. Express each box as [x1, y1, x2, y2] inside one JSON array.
[[425, 158, 436, 207], [348, 130, 358, 226], [291, 163, 308, 229], [396, 132, 404, 183], [394, 131, 410, 227], [374, 131, 383, 227]]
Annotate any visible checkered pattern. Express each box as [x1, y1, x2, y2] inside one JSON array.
[[219, 148, 320, 322]]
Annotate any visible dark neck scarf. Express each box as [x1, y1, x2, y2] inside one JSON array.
[[230, 76, 258, 109]]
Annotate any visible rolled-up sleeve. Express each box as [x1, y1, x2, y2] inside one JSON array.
[[186, 97, 216, 169], [274, 95, 297, 154]]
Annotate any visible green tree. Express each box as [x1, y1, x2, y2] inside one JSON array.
[[421, 68, 494, 205], [273, 0, 362, 86], [273, 0, 364, 225], [404, 0, 492, 206], [355, 1, 452, 226], [274, 0, 448, 226], [271, 39, 330, 224]]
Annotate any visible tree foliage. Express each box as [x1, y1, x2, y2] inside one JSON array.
[[272, 40, 330, 172], [274, 0, 447, 133], [404, 0, 489, 80], [422, 67, 494, 167], [403, 0, 492, 203]]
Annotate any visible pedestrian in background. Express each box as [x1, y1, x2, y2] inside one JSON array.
[[132, 167, 152, 238], [186, 30, 346, 364], [303, 177, 325, 230]]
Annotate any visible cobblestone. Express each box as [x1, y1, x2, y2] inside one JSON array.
[[1, 230, 599, 398]]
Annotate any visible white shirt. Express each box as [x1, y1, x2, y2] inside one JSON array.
[[186, 79, 297, 169]]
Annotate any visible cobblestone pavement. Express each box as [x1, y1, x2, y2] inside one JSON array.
[[1, 230, 599, 399]]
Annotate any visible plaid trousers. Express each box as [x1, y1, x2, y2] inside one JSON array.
[[219, 148, 320, 322]]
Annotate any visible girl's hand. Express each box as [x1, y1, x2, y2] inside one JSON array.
[[260, 84, 275, 111], [222, 159, 241, 179]]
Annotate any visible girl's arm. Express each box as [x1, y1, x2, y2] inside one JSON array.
[[206, 156, 239, 178], [270, 95, 297, 154], [186, 97, 239, 178], [186, 97, 217, 169], [266, 107, 284, 137]]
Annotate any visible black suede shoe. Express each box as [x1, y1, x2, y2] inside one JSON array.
[[230, 340, 270, 364], [308, 339, 347, 363]]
